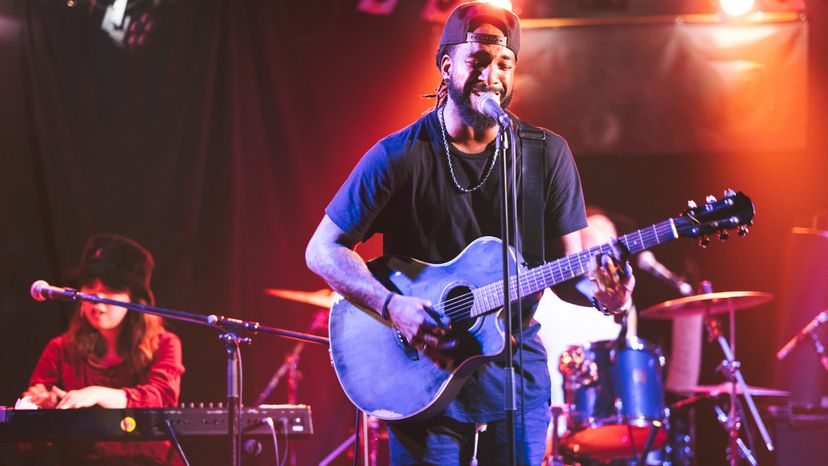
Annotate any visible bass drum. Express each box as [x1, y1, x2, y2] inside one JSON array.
[[559, 338, 668, 463]]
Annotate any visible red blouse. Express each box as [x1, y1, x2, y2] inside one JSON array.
[[28, 331, 186, 465]]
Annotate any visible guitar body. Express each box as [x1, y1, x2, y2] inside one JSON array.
[[328, 237, 517, 422], [327, 190, 755, 422]]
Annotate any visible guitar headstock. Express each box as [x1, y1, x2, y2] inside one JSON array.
[[674, 189, 754, 247]]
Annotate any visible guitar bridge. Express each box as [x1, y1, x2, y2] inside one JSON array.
[[394, 328, 419, 361]]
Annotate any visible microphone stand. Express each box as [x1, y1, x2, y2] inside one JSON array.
[[776, 309, 828, 371], [497, 118, 518, 466], [45, 289, 328, 466]]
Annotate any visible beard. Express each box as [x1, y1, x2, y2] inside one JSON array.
[[447, 77, 512, 130]]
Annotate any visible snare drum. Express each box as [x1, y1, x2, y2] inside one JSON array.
[[559, 338, 668, 462]]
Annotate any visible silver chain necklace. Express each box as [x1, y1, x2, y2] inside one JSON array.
[[438, 106, 498, 193]]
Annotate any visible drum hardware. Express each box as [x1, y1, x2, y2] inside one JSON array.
[[703, 307, 774, 466], [257, 289, 331, 466], [680, 382, 790, 398], [558, 337, 668, 464], [643, 287, 777, 466], [638, 291, 774, 320], [559, 346, 599, 390], [712, 404, 757, 466], [545, 405, 569, 466], [263, 287, 385, 466], [317, 412, 386, 466], [263, 287, 338, 309], [613, 399, 623, 424], [637, 420, 664, 466]]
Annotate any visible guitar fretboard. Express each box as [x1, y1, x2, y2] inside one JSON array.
[[467, 219, 678, 318]]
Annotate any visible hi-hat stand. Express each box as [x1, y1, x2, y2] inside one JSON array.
[[318, 410, 381, 466], [702, 295, 774, 466], [256, 309, 328, 466]]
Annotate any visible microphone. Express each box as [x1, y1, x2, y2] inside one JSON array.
[[30, 280, 79, 302], [636, 251, 693, 296], [475, 92, 511, 128], [776, 310, 828, 361]]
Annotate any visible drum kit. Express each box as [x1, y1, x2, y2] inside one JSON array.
[[262, 286, 782, 466], [550, 290, 780, 466]]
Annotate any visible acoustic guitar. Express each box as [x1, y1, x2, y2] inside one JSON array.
[[328, 190, 754, 421]]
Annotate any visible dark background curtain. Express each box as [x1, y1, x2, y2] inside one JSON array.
[[1, 1, 827, 464]]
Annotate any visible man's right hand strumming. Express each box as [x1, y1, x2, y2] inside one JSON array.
[[306, 215, 457, 362], [386, 294, 443, 348], [386, 294, 456, 366]]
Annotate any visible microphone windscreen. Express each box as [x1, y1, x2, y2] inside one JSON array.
[[30, 280, 48, 302]]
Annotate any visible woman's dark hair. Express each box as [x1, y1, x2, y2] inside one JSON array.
[[65, 284, 164, 375]]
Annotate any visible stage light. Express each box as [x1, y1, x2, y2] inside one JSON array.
[[124, 11, 154, 50], [422, 0, 462, 23], [100, 0, 129, 45], [422, 0, 518, 23], [480, 0, 514, 11], [97, 0, 165, 50], [720, 0, 756, 17]]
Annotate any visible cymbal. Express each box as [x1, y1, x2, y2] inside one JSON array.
[[679, 382, 789, 397], [639, 291, 774, 320], [263, 288, 337, 309]]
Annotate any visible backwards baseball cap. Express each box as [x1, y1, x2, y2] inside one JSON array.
[[436, 2, 521, 68]]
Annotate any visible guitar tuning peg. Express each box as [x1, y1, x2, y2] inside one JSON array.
[[698, 236, 711, 248], [738, 225, 749, 237], [687, 200, 698, 209], [718, 230, 729, 241], [724, 188, 736, 197], [705, 195, 717, 204]]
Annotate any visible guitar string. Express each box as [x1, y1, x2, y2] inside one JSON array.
[[429, 222, 675, 323], [433, 224, 670, 322], [437, 242, 622, 321], [437, 228, 663, 321], [440, 221, 675, 321], [421, 203, 742, 321]]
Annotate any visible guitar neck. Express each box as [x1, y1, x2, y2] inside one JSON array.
[[469, 218, 679, 317]]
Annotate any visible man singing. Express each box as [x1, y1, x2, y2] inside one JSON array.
[[306, 3, 634, 464]]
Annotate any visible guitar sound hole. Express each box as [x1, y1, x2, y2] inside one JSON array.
[[443, 285, 474, 331]]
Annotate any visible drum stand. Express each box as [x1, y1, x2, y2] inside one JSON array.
[[317, 411, 381, 466], [546, 405, 568, 466], [703, 302, 774, 466]]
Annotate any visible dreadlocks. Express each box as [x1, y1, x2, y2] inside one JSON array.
[[424, 44, 455, 110]]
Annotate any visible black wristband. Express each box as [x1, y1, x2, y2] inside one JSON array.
[[592, 297, 610, 315], [593, 296, 632, 316], [381, 292, 395, 320]]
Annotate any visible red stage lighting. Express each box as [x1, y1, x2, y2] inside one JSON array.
[[720, 0, 756, 17]]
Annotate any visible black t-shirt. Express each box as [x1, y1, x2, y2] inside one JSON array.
[[326, 109, 587, 422]]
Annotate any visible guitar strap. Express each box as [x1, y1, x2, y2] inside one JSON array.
[[517, 121, 546, 267]]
